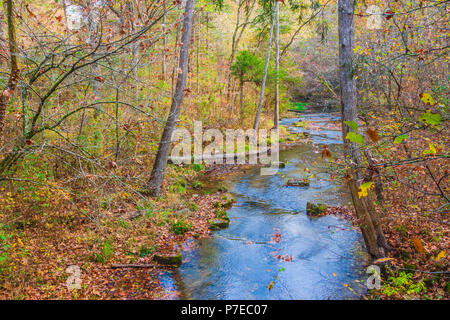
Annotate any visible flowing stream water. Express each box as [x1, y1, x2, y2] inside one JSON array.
[[162, 113, 369, 300]]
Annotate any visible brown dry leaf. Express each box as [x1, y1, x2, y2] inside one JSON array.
[[366, 128, 379, 142], [2, 88, 12, 98], [94, 76, 106, 83], [412, 237, 425, 253], [321, 147, 332, 158]]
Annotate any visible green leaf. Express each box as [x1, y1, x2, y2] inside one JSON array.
[[419, 110, 441, 125], [393, 134, 408, 144], [346, 132, 364, 145], [344, 121, 358, 131]]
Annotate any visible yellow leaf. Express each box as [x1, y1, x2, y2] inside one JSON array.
[[373, 257, 394, 264], [435, 250, 446, 261], [332, 273, 337, 277], [422, 143, 437, 156], [420, 92, 434, 105], [267, 281, 274, 291], [357, 182, 374, 198]]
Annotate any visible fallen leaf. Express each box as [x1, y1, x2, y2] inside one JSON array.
[[435, 250, 446, 261], [373, 257, 394, 264], [366, 128, 379, 142], [412, 237, 425, 254]]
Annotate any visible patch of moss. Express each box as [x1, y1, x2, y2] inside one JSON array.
[[153, 253, 182, 267], [208, 218, 229, 230], [306, 202, 327, 217]]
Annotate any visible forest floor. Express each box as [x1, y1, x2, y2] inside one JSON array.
[[0, 166, 249, 299]]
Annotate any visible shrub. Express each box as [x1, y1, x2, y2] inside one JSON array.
[[170, 219, 192, 235]]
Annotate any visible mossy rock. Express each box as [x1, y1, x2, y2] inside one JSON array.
[[286, 135, 297, 142], [153, 252, 182, 267], [306, 202, 327, 217], [222, 193, 236, 201], [208, 218, 229, 230], [286, 178, 310, 187], [216, 183, 228, 192], [271, 161, 286, 168], [221, 199, 234, 209], [293, 121, 307, 128]]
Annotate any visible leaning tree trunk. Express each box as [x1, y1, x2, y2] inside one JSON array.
[[253, 3, 276, 130], [273, 0, 280, 129], [146, 0, 195, 196], [338, 0, 385, 258]]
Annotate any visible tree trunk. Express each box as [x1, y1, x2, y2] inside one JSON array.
[[226, 0, 243, 102], [273, 1, 280, 129], [129, 0, 139, 80], [226, 0, 256, 103], [171, 13, 182, 96], [338, 0, 385, 258], [146, 0, 195, 196], [0, 0, 19, 143], [239, 79, 244, 118], [196, 17, 200, 93], [162, 0, 167, 80], [86, 1, 100, 94], [253, 3, 276, 130]]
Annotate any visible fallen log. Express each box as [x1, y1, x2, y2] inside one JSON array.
[[111, 264, 154, 269]]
